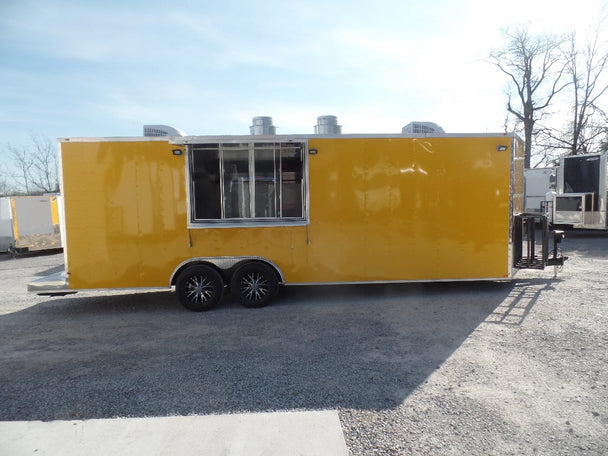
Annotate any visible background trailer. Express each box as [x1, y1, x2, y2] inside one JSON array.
[[0, 195, 62, 254], [552, 152, 608, 230], [30, 133, 564, 310], [524, 167, 555, 213]]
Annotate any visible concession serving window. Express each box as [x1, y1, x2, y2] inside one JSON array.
[[188, 141, 307, 226]]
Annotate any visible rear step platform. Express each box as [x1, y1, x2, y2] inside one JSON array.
[[513, 213, 566, 271]]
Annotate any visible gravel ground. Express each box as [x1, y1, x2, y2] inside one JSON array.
[[0, 232, 607, 455]]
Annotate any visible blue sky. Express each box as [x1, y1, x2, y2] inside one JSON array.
[[1, 0, 606, 159]]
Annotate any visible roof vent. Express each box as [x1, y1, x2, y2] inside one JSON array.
[[250, 116, 277, 135], [401, 121, 445, 135], [143, 125, 186, 137], [315, 115, 342, 135]]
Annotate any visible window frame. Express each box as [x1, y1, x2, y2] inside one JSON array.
[[186, 139, 309, 228]]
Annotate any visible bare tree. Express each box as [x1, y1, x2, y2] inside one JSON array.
[[489, 25, 569, 168], [29, 135, 59, 193], [0, 174, 15, 197], [602, 135, 608, 152], [557, 23, 608, 156], [7, 144, 35, 194], [5, 134, 59, 195]]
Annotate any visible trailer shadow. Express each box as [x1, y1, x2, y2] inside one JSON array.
[[483, 278, 559, 326], [33, 264, 65, 277], [0, 280, 538, 422]]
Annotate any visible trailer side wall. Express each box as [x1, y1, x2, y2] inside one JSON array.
[[60, 135, 520, 289]]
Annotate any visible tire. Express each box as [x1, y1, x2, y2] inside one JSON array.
[[176, 265, 224, 311], [230, 262, 279, 308]]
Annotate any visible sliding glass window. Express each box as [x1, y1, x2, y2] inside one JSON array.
[[189, 142, 306, 225]]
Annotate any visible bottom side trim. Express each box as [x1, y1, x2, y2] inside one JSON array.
[[284, 277, 512, 286]]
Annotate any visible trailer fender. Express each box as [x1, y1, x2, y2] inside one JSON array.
[[169, 256, 285, 287]]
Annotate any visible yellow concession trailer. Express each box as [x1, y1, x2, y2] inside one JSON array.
[[30, 133, 565, 310]]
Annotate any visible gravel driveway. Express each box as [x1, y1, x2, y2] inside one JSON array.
[[0, 232, 606, 455]]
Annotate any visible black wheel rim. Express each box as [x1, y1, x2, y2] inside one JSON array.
[[240, 271, 269, 301], [185, 274, 216, 304]]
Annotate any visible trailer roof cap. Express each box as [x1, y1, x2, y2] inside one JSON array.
[[143, 125, 186, 137], [402, 121, 445, 134]]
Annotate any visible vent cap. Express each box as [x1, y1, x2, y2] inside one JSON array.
[[250, 116, 277, 135], [314, 115, 342, 135]]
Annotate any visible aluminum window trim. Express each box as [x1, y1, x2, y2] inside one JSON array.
[[186, 140, 309, 229]]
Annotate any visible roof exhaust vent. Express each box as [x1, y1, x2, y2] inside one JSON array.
[[401, 121, 445, 135], [250, 116, 277, 135], [143, 125, 186, 137], [315, 115, 342, 135]]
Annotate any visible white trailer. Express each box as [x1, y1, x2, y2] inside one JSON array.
[[524, 168, 555, 212], [0, 195, 62, 254], [552, 152, 608, 230]]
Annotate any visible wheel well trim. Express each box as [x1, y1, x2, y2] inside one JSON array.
[[170, 256, 285, 286]]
